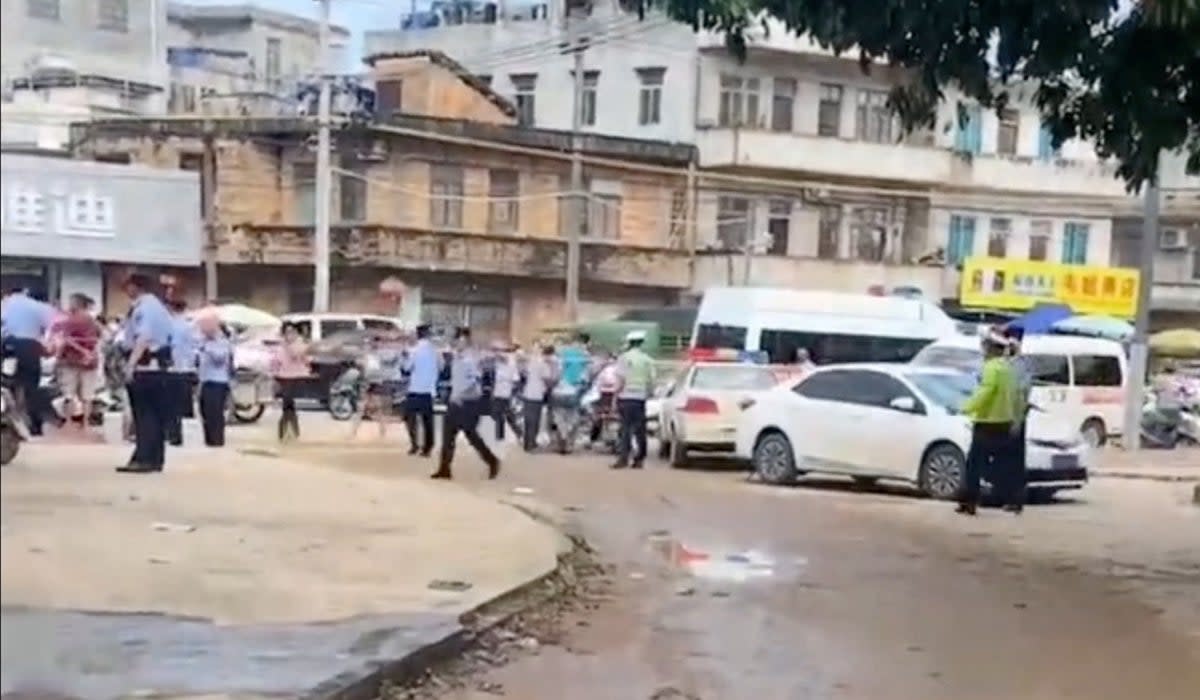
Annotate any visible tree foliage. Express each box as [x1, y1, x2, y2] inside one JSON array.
[[646, 0, 1199, 189]]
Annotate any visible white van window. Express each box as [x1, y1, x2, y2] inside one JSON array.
[[289, 319, 313, 340], [695, 323, 747, 351], [1073, 355, 1122, 387], [363, 318, 399, 332], [1026, 354, 1070, 385], [320, 319, 359, 337], [766, 328, 929, 365]]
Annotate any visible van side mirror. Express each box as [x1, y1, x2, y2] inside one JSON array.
[[888, 396, 920, 413]]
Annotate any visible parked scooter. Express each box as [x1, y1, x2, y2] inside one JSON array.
[[328, 364, 362, 421], [1140, 390, 1184, 449], [1, 359, 31, 466], [546, 381, 585, 454]]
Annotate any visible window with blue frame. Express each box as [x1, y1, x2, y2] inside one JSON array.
[[1062, 222, 1090, 264], [947, 215, 977, 264], [954, 105, 982, 154], [1037, 123, 1059, 161]]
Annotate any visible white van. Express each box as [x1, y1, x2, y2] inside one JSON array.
[[691, 287, 958, 365], [278, 312, 406, 342], [912, 333, 1127, 446]]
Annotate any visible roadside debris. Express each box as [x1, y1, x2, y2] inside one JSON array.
[[151, 522, 196, 533], [427, 579, 473, 593]]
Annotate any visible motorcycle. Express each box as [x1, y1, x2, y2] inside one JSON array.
[[1, 359, 31, 466], [546, 381, 585, 454], [580, 383, 620, 453], [229, 367, 271, 424], [328, 365, 363, 421], [1140, 390, 1184, 449]]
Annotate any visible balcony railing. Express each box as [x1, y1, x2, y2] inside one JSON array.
[[219, 224, 691, 289]]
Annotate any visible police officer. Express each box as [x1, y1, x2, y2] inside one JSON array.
[[611, 329, 656, 470], [117, 273, 174, 474], [165, 300, 198, 446], [432, 327, 500, 481], [1, 287, 55, 436]]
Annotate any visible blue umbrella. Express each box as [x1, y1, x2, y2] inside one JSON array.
[[1052, 315, 1134, 341], [1005, 303, 1074, 335]]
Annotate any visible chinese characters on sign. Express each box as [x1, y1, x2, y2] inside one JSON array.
[[2, 182, 116, 236], [960, 256, 1140, 319]]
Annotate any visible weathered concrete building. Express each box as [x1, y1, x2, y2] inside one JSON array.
[[70, 52, 694, 340]]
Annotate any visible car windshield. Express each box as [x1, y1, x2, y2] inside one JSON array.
[[691, 365, 779, 391], [911, 345, 982, 373], [905, 371, 978, 414]]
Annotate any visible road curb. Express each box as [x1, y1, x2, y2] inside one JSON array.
[[1092, 470, 1200, 483], [302, 509, 591, 700]]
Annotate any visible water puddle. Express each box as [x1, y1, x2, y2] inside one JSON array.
[[645, 532, 807, 583]]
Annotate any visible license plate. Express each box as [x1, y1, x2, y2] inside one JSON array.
[[1051, 454, 1079, 469]]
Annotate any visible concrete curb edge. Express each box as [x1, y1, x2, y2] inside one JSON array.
[[1092, 470, 1200, 483], [302, 505, 590, 700]]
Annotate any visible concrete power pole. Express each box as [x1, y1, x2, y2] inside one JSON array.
[[564, 6, 585, 324], [1121, 161, 1161, 450], [313, 0, 333, 312]]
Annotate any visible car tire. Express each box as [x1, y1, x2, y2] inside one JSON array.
[[918, 443, 966, 500], [1027, 488, 1060, 505], [669, 433, 689, 468], [753, 430, 797, 485], [232, 403, 266, 424], [1081, 418, 1106, 448], [657, 423, 672, 459]]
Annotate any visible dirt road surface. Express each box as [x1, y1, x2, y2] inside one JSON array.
[[310, 441, 1200, 700]]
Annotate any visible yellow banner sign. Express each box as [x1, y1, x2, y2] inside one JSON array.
[[959, 257, 1140, 319]]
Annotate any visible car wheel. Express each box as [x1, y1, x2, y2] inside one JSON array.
[[1027, 488, 1060, 505], [657, 423, 672, 459], [919, 443, 965, 500], [1081, 418, 1106, 448], [753, 430, 797, 485], [232, 403, 266, 424], [669, 433, 689, 468]]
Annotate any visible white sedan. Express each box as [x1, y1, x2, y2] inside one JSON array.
[[736, 363, 1091, 500], [658, 362, 784, 467]]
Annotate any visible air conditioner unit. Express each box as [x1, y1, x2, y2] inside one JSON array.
[[1160, 228, 1187, 250]]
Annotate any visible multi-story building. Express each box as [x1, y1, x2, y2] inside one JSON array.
[[365, 4, 1139, 303], [0, 152, 201, 311], [69, 51, 694, 339], [1, 0, 170, 149], [165, 2, 351, 117]]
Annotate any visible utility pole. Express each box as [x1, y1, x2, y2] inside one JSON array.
[[564, 6, 585, 323], [1121, 159, 1161, 450], [313, 0, 333, 312], [201, 133, 218, 301]]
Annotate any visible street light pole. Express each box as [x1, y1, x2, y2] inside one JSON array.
[[564, 9, 584, 324], [1121, 159, 1161, 450], [313, 0, 333, 313]]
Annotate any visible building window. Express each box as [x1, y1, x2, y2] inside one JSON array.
[[1029, 220, 1051, 261], [955, 105, 983, 154], [293, 163, 315, 224], [169, 83, 197, 113], [766, 199, 791, 254], [718, 75, 760, 128], [988, 218, 1011, 257], [947, 215, 976, 265], [588, 194, 621, 240], [97, 0, 128, 32], [265, 38, 282, 88], [1037, 123, 1059, 161], [817, 83, 843, 137], [579, 70, 599, 127], [488, 169, 519, 234], [27, 0, 59, 20], [855, 89, 892, 143], [636, 67, 665, 126], [850, 206, 889, 262], [1062, 222, 1090, 264], [817, 205, 842, 259], [511, 73, 537, 126], [1192, 245, 1200, 281], [376, 79, 402, 118], [338, 159, 367, 222], [771, 78, 796, 132], [716, 196, 752, 249], [430, 164, 464, 229], [997, 109, 1019, 156]]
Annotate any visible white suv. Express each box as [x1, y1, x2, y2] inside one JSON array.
[[278, 313, 406, 342]]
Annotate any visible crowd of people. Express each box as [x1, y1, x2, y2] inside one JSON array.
[[1, 278, 659, 480]]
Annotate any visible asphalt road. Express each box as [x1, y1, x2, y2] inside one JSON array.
[[313, 438, 1200, 700]]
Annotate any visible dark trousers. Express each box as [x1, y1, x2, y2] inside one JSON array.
[[992, 421, 1028, 507], [491, 395, 517, 441], [960, 421, 1012, 506], [439, 399, 497, 473], [616, 397, 648, 465], [8, 338, 46, 435], [164, 372, 194, 445], [405, 392, 435, 455], [199, 381, 229, 447], [128, 371, 168, 469], [276, 378, 300, 440], [522, 399, 543, 452]]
